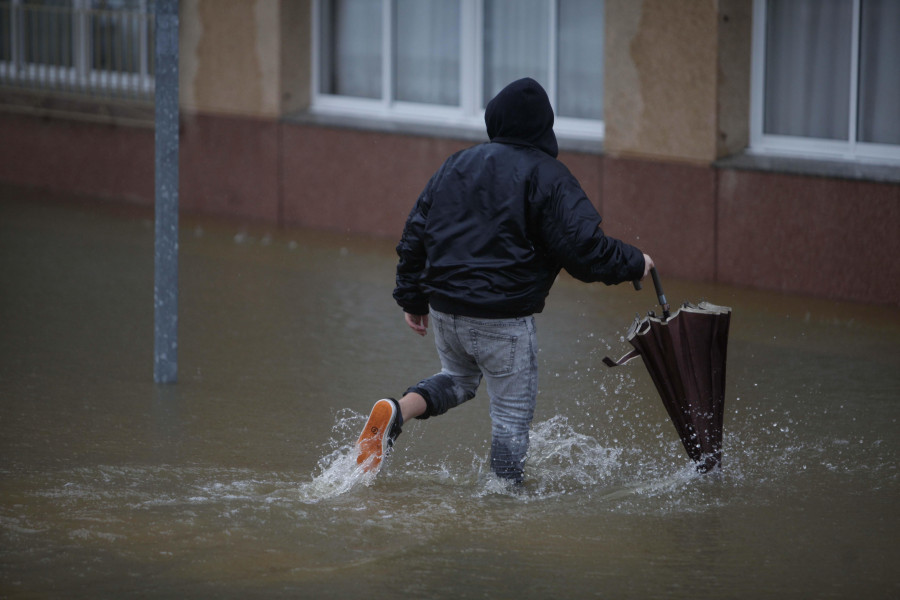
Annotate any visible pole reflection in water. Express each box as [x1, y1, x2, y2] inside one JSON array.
[[1, 194, 897, 599]]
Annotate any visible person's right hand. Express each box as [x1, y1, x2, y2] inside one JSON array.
[[642, 254, 655, 279]]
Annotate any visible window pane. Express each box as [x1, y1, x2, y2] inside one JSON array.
[[320, 0, 382, 98], [858, 0, 900, 145], [1, 4, 11, 62], [557, 0, 603, 120], [23, 0, 73, 67], [483, 0, 548, 107], [763, 0, 852, 140], [395, 0, 460, 105], [90, 0, 148, 74]]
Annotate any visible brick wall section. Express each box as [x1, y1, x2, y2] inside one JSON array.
[[280, 122, 605, 238], [0, 113, 154, 205], [178, 112, 280, 222], [1, 111, 897, 305], [280, 124, 469, 237], [716, 169, 900, 305], [602, 156, 718, 282]]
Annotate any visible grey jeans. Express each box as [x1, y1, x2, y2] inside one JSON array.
[[407, 309, 539, 483]]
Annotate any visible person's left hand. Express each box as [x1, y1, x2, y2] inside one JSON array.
[[405, 312, 429, 336]]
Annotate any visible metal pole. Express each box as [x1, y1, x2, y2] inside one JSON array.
[[153, 0, 179, 383]]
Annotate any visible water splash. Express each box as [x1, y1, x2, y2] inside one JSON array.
[[297, 409, 378, 503], [525, 415, 623, 496], [292, 385, 899, 512], [297, 446, 378, 502], [297, 409, 695, 503]]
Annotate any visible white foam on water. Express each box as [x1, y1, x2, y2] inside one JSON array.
[[296, 409, 701, 505], [297, 409, 380, 503], [297, 446, 379, 502], [118, 391, 890, 517], [523, 415, 624, 497]]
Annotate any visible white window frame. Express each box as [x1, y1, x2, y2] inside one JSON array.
[[749, 0, 900, 165], [0, 0, 155, 99], [311, 0, 604, 142]]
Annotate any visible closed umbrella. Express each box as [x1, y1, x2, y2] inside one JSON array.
[[604, 269, 731, 472]]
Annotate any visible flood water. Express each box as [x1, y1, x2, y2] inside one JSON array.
[[1, 191, 898, 599]]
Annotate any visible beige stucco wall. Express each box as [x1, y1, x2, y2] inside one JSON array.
[[180, 0, 311, 117], [716, 0, 752, 157], [280, 0, 312, 114], [604, 0, 751, 164]]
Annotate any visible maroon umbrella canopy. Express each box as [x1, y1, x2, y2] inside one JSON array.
[[605, 271, 731, 473]]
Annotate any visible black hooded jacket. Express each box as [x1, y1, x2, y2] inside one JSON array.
[[394, 78, 644, 318]]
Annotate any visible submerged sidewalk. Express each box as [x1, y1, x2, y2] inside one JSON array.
[[1, 187, 898, 599]]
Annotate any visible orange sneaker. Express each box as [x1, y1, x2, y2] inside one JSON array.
[[356, 398, 402, 473]]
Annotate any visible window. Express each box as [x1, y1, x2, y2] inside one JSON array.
[[396, 0, 460, 105], [0, 0, 155, 101], [750, 0, 900, 163], [313, 0, 605, 140]]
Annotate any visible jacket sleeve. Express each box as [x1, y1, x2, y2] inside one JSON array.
[[535, 171, 645, 285], [393, 185, 433, 314]]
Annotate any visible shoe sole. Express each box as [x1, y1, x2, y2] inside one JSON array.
[[356, 399, 396, 473]]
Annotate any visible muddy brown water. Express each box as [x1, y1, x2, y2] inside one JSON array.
[[1, 195, 897, 598]]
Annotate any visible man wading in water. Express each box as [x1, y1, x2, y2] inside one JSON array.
[[356, 77, 653, 485]]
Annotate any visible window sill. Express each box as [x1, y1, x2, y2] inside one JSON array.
[[282, 109, 604, 155], [715, 151, 900, 185], [0, 89, 154, 128]]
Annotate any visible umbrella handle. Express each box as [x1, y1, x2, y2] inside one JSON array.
[[650, 267, 671, 320]]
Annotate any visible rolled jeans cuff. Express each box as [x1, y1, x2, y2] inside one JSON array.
[[405, 373, 471, 420]]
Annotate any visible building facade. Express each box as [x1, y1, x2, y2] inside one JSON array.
[[1, 0, 898, 304]]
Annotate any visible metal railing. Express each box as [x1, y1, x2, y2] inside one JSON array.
[[0, 0, 155, 103]]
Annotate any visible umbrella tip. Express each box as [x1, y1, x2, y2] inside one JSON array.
[[696, 455, 722, 474]]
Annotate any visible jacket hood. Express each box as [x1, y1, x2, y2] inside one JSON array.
[[484, 77, 558, 158]]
